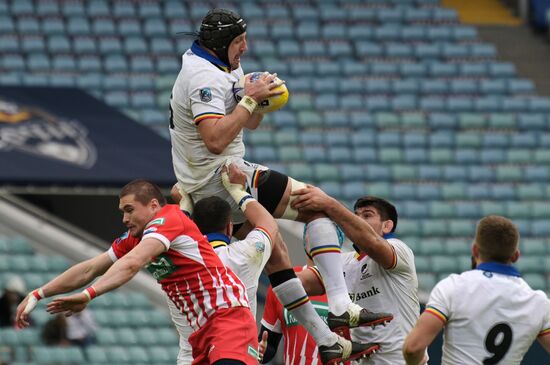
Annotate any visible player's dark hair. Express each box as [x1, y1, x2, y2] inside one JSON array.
[[192, 196, 232, 234], [475, 215, 519, 263], [120, 179, 166, 207], [353, 196, 398, 233]]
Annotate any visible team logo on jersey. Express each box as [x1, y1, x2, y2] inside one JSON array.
[[146, 218, 165, 228], [146, 254, 176, 281], [199, 88, 212, 102], [0, 98, 97, 168], [115, 231, 129, 244], [360, 263, 372, 280], [255, 241, 265, 253]]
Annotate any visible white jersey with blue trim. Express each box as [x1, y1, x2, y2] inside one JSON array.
[[342, 237, 420, 365], [169, 41, 245, 193], [425, 263, 550, 365]]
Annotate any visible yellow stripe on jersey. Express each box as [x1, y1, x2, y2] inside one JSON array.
[[254, 226, 273, 246], [425, 306, 448, 324], [210, 240, 228, 249], [193, 112, 224, 124], [539, 328, 550, 337]]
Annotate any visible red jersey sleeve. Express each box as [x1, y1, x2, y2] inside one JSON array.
[[107, 231, 138, 262], [260, 286, 283, 334]]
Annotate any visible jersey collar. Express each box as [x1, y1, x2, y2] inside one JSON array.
[[191, 41, 231, 73], [352, 233, 395, 260], [206, 232, 231, 249], [476, 262, 521, 277]]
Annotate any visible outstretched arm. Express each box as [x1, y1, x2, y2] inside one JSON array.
[[15, 252, 113, 328], [291, 186, 395, 268], [403, 312, 443, 365], [46, 238, 165, 316]]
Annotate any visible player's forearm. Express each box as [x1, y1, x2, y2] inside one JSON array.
[[203, 108, 250, 154], [244, 112, 263, 130], [89, 256, 142, 297], [42, 259, 103, 297], [243, 201, 278, 239]]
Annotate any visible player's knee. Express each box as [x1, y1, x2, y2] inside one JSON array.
[[298, 210, 328, 224], [170, 183, 182, 204]]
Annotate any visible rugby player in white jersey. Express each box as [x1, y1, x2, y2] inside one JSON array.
[[169, 7, 391, 354], [403, 215, 550, 365], [292, 188, 420, 364]]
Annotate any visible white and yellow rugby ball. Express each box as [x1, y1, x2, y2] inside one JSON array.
[[233, 72, 289, 113]]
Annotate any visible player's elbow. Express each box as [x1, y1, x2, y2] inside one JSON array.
[[204, 139, 225, 155]]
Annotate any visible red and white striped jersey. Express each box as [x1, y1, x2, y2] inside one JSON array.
[[108, 204, 249, 332], [261, 267, 335, 365]]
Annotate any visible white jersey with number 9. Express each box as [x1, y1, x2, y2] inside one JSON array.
[[425, 269, 550, 365]]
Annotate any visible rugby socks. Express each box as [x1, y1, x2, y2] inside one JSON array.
[[269, 269, 337, 347], [305, 217, 352, 316]]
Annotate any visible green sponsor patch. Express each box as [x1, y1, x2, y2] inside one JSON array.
[[146, 253, 176, 280], [247, 344, 259, 360], [146, 217, 165, 228]]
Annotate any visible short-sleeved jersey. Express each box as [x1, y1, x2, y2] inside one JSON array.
[[426, 263, 550, 365], [342, 237, 420, 365], [107, 204, 249, 333], [261, 267, 329, 365], [208, 228, 272, 318], [170, 41, 245, 193]]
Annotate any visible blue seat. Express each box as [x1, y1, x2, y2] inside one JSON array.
[[404, 148, 428, 163], [52, 55, 76, 71], [67, 17, 91, 36], [419, 166, 442, 180], [0, 16, 15, 32], [339, 79, 363, 93], [370, 63, 398, 76], [455, 149, 479, 164], [355, 42, 383, 57], [302, 41, 327, 57], [0, 36, 20, 53], [342, 182, 367, 200], [528, 97, 550, 112], [428, 114, 457, 129], [124, 37, 148, 54], [492, 184, 516, 199], [508, 79, 535, 94], [480, 79, 506, 94], [320, 6, 348, 21], [421, 79, 448, 94], [393, 184, 417, 200], [443, 165, 467, 181], [341, 61, 369, 76], [113, 2, 135, 17], [510, 132, 537, 147], [349, 7, 377, 21], [93, 19, 116, 36], [525, 166, 550, 181], [483, 133, 509, 147], [433, 8, 458, 22], [322, 24, 346, 40], [144, 19, 167, 37], [401, 26, 426, 41], [17, 18, 40, 34], [392, 95, 418, 110], [374, 26, 401, 41], [400, 63, 427, 77], [271, 23, 294, 39], [22, 36, 45, 52], [429, 63, 458, 77], [467, 184, 491, 199], [489, 62, 516, 77], [442, 43, 469, 59], [392, 79, 419, 94], [415, 44, 440, 59], [47, 35, 71, 53], [365, 79, 391, 94], [87, 0, 110, 16], [164, 1, 187, 18], [328, 147, 352, 162], [37, 1, 59, 15], [451, 79, 478, 94], [324, 112, 349, 128], [138, 2, 161, 17], [518, 114, 546, 130], [41, 17, 65, 35], [78, 55, 101, 72], [386, 43, 413, 58], [352, 147, 377, 164], [365, 165, 391, 181], [377, 7, 404, 22], [469, 165, 495, 182], [420, 97, 445, 111], [474, 96, 502, 112], [405, 7, 432, 22], [329, 42, 353, 57], [340, 164, 366, 181], [459, 62, 487, 77], [453, 26, 478, 40], [27, 54, 50, 71], [471, 43, 497, 58], [314, 94, 339, 110], [427, 27, 452, 41], [297, 22, 320, 40], [501, 97, 527, 112]]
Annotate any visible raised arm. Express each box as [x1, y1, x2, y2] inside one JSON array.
[[291, 186, 395, 268], [198, 73, 282, 154], [15, 252, 113, 328], [46, 239, 165, 317]]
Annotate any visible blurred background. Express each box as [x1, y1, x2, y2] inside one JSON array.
[[0, 0, 549, 364]]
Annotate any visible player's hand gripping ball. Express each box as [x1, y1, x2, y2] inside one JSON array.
[[233, 72, 289, 113]]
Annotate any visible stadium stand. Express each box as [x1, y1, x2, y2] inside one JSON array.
[[0, 0, 549, 321], [0, 230, 179, 365]]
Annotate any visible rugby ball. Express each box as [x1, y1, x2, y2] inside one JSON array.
[[233, 72, 289, 113]]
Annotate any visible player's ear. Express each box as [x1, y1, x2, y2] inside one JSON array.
[[511, 249, 520, 263], [226, 221, 233, 237], [382, 220, 393, 235]]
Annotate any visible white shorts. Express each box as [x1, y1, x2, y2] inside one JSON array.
[[163, 291, 194, 365], [188, 158, 268, 225], [214, 228, 273, 318]]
